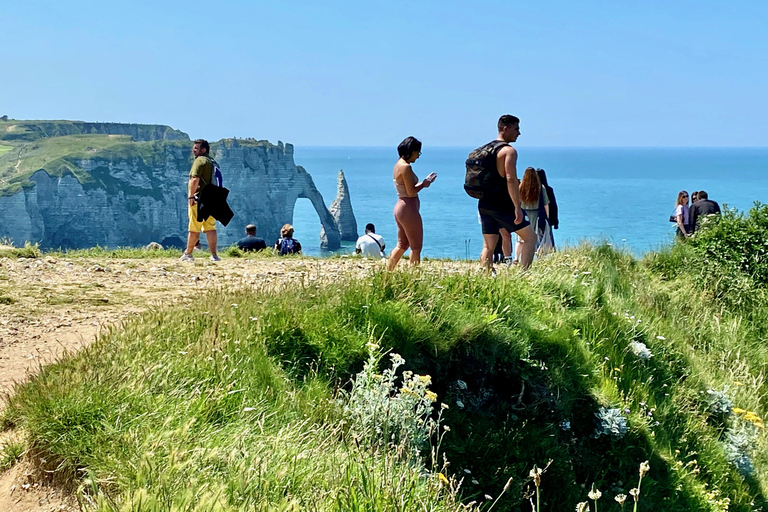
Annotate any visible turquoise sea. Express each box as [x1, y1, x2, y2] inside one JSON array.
[[291, 147, 768, 258]]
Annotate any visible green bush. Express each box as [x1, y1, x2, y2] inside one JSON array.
[[688, 202, 768, 286]]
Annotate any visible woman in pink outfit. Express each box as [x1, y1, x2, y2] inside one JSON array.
[[388, 136, 437, 270]]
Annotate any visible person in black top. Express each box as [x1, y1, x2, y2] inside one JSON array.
[[236, 224, 267, 251], [536, 168, 558, 249], [689, 190, 721, 234]]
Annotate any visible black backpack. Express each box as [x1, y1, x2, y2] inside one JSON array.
[[464, 140, 509, 199]]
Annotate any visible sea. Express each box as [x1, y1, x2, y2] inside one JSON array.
[[291, 147, 768, 259]]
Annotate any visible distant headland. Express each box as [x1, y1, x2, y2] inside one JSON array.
[[0, 118, 357, 250]]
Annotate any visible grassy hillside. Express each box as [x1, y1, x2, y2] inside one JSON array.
[[0, 121, 282, 197], [0, 135, 191, 196], [0, 119, 188, 144], [2, 208, 768, 511]]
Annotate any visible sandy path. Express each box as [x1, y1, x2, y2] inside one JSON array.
[[0, 254, 398, 509]]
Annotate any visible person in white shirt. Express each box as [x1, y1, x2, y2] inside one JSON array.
[[356, 223, 386, 258]]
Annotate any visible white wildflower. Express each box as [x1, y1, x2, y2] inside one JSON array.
[[629, 340, 653, 360]]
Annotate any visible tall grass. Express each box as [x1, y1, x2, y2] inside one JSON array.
[[3, 235, 768, 510]]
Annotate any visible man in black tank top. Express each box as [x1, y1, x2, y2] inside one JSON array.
[[478, 115, 536, 270]]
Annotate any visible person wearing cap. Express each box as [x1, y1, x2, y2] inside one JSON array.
[[236, 224, 267, 252], [356, 223, 386, 258]]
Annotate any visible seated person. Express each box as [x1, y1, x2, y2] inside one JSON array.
[[236, 224, 267, 251], [356, 223, 386, 258], [274, 224, 302, 255]]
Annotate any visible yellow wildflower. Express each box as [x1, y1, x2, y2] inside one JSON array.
[[732, 407, 746, 414], [425, 390, 438, 402], [734, 381, 743, 386], [418, 374, 432, 383], [438, 473, 450, 485], [744, 412, 762, 423]]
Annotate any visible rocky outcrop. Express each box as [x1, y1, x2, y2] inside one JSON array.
[[0, 137, 354, 251], [212, 139, 342, 250], [329, 170, 358, 241]]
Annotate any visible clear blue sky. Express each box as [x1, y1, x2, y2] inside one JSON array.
[[3, 0, 767, 146]]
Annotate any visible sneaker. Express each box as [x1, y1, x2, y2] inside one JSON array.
[[209, 255, 221, 262], [504, 257, 518, 268], [179, 253, 194, 262]]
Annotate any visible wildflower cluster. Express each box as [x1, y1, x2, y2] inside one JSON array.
[[707, 388, 733, 415], [722, 417, 760, 477], [732, 408, 765, 429], [628, 340, 653, 360], [593, 407, 628, 439], [342, 342, 442, 461]]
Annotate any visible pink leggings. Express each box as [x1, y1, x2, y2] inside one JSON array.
[[394, 196, 423, 251]]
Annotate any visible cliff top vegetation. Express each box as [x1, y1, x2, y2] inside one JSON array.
[[0, 120, 282, 197], [0, 118, 188, 144], [2, 205, 768, 511]]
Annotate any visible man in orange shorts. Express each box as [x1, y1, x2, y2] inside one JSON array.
[[180, 139, 220, 262]]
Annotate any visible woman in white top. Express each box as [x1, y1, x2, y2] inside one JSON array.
[[675, 190, 690, 238]]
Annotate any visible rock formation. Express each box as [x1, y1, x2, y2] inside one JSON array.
[[0, 125, 357, 251], [328, 170, 358, 241]]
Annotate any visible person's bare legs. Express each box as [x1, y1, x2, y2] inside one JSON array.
[[205, 230, 218, 257], [184, 231, 201, 256], [388, 246, 407, 270], [500, 228, 512, 259], [409, 249, 421, 267], [481, 233, 500, 269], [515, 225, 536, 270]]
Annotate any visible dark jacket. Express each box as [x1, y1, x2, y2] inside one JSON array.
[[197, 184, 234, 227], [237, 235, 267, 251], [689, 199, 721, 234], [544, 184, 558, 229]]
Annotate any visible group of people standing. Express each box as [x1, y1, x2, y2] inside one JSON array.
[[387, 115, 558, 271], [673, 190, 721, 238], [182, 116, 561, 269]]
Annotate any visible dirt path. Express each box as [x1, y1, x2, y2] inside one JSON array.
[[0, 254, 402, 509]]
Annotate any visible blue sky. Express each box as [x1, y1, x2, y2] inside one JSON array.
[[3, 1, 767, 146]]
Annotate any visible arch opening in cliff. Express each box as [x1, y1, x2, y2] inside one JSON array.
[[291, 198, 324, 252]]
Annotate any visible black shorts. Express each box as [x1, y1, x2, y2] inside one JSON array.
[[478, 206, 530, 235]]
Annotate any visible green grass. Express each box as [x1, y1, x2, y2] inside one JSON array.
[[3, 237, 768, 510], [0, 144, 12, 157], [0, 240, 42, 258], [0, 135, 192, 197]]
